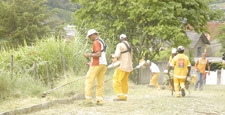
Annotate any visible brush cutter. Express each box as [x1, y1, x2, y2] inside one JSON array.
[[42, 75, 86, 98]]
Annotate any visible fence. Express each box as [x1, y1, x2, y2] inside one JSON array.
[[9, 54, 68, 87], [138, 61, 167, 85], [138, 61, 225, 85], [205, 69, 225, 85]]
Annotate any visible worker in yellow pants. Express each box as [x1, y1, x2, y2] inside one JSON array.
[[85, 65, 107, 104], [150, 73, 160, 89], [168, 46, 191, 97], [113, 68, 130, 100], [173, 77, 186, 96], [145, 60, 160, 89], [84, 29, 107, 105], [111, 34, 133, 101]]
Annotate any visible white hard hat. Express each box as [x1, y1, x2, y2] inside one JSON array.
[[177, 46, 184, 52], [120, 34, 127, 39], [171, 48, 177, 54], [146, 60, 151, 64], [87, 29, 98, 37]]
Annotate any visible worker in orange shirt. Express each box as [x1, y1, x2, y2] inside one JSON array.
[[195, 52, 210, 91], [168, 46, 191, 97], [83, 29, 107, 105]]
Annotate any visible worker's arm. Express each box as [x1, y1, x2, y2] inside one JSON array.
[[168, 58, 175, 77], [111, 43, 121, 58], [84, 41, 102, 58], [168, 65, 171, 78], [187, 66, 191, 77], [195, 60, 199, 72]]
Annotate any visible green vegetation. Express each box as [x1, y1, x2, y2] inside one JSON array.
[[46, 0, 79, 23], [215, 25, 225, 53], [0, 0, 56, 48], [0, 0, 224, 103], [71, 0, 222, 65], [0, 34, 91, 100]]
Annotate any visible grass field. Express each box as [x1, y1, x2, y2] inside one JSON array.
[[2, 83, 223, 115]]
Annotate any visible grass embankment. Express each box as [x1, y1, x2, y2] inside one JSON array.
[[0, 35, 91, 101]]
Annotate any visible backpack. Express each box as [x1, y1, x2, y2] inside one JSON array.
[[96, 38, 107, 52], [121, 41, 131, 54]]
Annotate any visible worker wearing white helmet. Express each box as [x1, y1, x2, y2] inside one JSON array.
[[167, 48, 177, 69], [145, 60, 161, 89], [168, 46, 191, 97], [165, 48, 177, 89], [111, 34, 133, 101], [83, 29, 107, 105]]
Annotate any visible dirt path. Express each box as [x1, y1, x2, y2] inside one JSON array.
[[27, 85, 225, 115]]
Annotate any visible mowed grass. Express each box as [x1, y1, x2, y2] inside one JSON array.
[[26, 84, 225, 115]]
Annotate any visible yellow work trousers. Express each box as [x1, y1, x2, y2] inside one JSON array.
[[150, 73, 160, 88], [113, 68, 130, 99], [85, 65, 107, 101], [173, 77, 185, 96]]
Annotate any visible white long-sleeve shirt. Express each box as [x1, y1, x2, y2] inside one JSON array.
[[112, 41, 133, 72], [149, 62, 160, 73]]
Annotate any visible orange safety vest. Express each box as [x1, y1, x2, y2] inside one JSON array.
[[197, 58, 208, 74]]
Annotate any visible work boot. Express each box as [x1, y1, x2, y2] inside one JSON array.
[[96, 100, 103, 106], [175, 92, 181, 98], [147, 84, 154, 88], [113, 98, 127, 101], [113, 95, 127, 101], [181, 88, 185, 97]]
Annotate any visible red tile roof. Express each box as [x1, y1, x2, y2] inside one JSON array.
[[207, 22, 224, 40]]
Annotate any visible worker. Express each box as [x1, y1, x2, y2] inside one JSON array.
[[195, 52, 210, 91], [168, 46, 191, 97], [145, 60, 161, 90], [83, 29, 107, 105], [111, 34, 133, 101], [167, 48, 177, 69]]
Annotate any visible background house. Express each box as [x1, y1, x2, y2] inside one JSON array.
[[186, 31, 211, 57], [206, 21, 223, 57], [137, 31, 212, 85]]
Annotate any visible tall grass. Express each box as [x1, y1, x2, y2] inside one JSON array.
[[0, 30, 117, 100], [0, 33, 92, 99]]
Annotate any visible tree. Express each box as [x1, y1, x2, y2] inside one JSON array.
[[71, 0, 221, 63], [0, 0, 55, 48], [46, 0, 79, 23], [216, 25, 225, 52]]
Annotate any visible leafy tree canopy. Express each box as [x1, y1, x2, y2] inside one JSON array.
[[71, 0, 222, 62], [0, 0, 55, 48], [216, 25, 225, 52]]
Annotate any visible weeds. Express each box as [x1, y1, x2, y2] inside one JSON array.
[[0, 33, 92, 100]]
